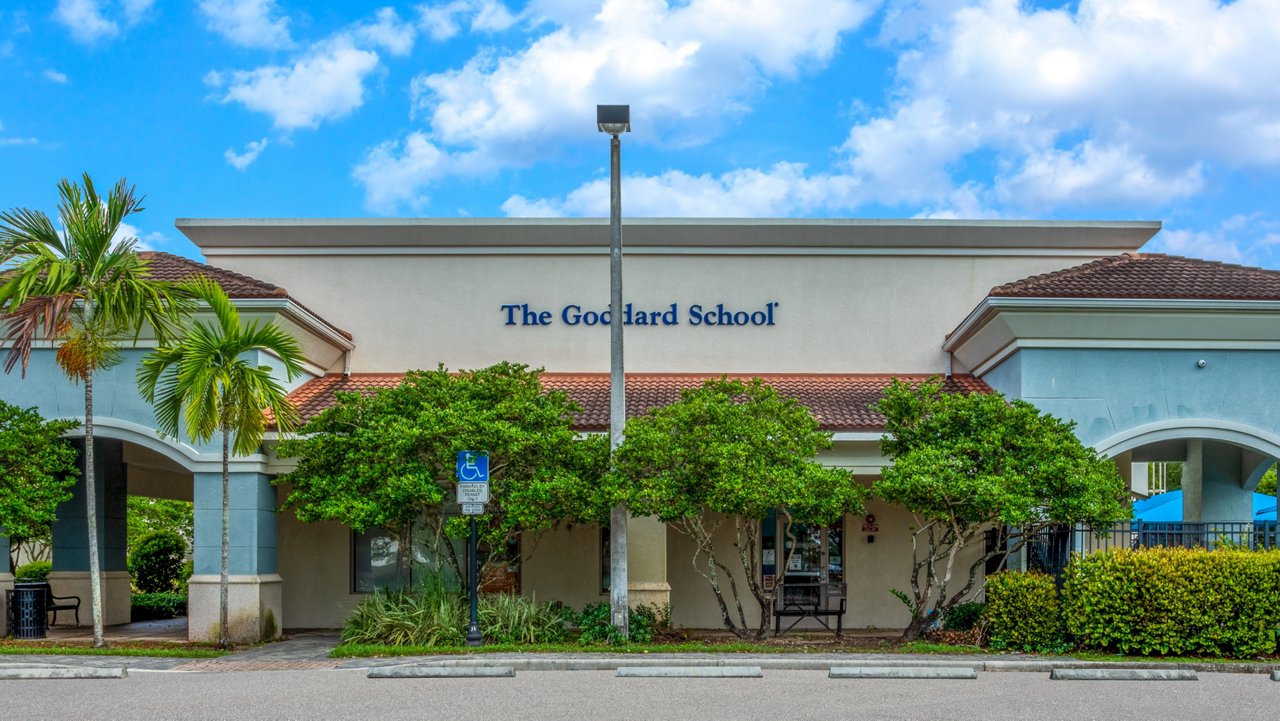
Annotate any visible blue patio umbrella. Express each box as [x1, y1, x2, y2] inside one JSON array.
[[1134, 490, 1278, 522]]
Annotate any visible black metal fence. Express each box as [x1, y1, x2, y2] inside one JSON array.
[[988, 521, 1280, 581]]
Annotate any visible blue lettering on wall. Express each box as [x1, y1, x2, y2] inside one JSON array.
[[508, 301, 777, 327]]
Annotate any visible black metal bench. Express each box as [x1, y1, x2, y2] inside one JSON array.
[[773, 581, 846, 636], [34, 582, 81, 627]]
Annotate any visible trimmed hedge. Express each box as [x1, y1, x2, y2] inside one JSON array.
[[1062, 547, 1280, 658], [14, 560, 52, 582], [984, 571, 1061, 651], [129, 531, 187, 593], [131, 592, 187, 621]]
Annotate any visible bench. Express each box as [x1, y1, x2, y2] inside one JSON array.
[[34, 582, 81, 627], [773, 581, 846, 636]]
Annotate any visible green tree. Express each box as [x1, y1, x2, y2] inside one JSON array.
[[275, 362, 609, 581], [875, 378, 1129, 640], [0, 401, 79, 572], [138, 276, 303, 648], [611, 377, 867, 640], [0, 174, 188, 647], [126, 497, 194, 552], [1256, 465, 1276, 496]]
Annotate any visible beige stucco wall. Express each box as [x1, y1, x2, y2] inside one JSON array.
[[277, 508, 366, 629], [203, 252, 1114, 375]]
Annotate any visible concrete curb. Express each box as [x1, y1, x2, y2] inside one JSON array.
[[1271, 670, 1280, 682], [1050, 668, 1198, 681], [368, 666, 514, 679], [369, 656, 1276, 675], [617, 666, 762, 678], [830, 666, 976, 679], [0, 666, 127, 680]]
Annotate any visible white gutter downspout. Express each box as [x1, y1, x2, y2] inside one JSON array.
[[343, 350, 352, 377]]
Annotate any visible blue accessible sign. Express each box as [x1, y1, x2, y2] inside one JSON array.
[[456, 451, 490, 508]]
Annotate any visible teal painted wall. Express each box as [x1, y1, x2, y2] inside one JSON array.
[[0, 349, 223, 455], [987, 348, 1280, 448]]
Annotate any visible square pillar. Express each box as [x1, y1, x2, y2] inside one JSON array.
[[626, 515, 670, 608], [189, 471, 282, 642], [49, 439, 130, 626]]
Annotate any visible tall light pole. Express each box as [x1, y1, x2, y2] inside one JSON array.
[[597, 104, 630, 638]]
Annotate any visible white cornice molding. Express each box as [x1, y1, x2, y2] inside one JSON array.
[[232, 298, 355, 351], [946, 297, 1280, 355]]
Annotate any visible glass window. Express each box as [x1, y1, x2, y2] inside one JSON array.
[[351, 522, 466, 594], [352, 528, 407, 593]]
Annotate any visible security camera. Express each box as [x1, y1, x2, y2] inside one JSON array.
[[1197, 359, 1207, 368]]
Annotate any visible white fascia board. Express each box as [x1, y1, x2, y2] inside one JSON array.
[[233, 298, 355, 351], [944, 297, 1280, 353]]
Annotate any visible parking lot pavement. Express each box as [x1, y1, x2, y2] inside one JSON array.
[[1, 669, 1277, 721]]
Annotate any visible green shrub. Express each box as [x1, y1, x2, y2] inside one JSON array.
[[1062, 547, 1280, 658], [129, 531, 187, 593], [14, 560, 52, 582], [478, 594, 572, 644], [131, 592, 187, 621], [577, 602, 659, 644], [985, 571, 1061, 651], [342, 586, 467, 647], [942, 602, 986, 632]]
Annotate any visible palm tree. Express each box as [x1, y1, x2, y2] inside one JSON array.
[[0, 174, 187, 648], [138, 276, 302, 648]]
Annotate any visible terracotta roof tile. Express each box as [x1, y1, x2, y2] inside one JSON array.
[[281, 372, 990, 432], [139, 251, 288, 298], [990, 253, 1280, 300], [138, 251, 353, 340]]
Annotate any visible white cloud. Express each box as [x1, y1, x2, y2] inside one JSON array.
[[353, 7, 416, 56], [199, 0, 293, 49], [418, 0, 517, 41], [1148, 215, 1280, 267], [503, 163, 859, 217], [358, 0, 874, 211], [996, 142, 1204, 207], [210, 36, 381, 130], [224, 138, 269, 170], [43, 69, 69, 84], [0, 137, 39, 147], [112, 222, 164, 252], [838, 0, 1280, 212], [55, 0, 118, 44], [54, 0, 153, 44], [353, 132, 449, 213]]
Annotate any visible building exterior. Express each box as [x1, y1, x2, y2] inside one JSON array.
[[2, 218, 1278, 640]]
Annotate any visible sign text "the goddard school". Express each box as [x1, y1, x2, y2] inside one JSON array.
[[500, 302, 779, 328]]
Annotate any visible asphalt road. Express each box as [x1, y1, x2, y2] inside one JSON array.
[[3, 669, 1278, 721]]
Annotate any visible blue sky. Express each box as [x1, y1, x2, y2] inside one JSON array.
[[2, 0, 1279, 266]]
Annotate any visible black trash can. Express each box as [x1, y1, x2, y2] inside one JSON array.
[[10, 583, 49, 639]]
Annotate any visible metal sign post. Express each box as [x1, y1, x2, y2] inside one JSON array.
[[457, 450, 489, 647]]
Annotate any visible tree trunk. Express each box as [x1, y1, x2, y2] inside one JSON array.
[[902, 613, 931, 641], [85, 374, 106, 648], [219, 427, 230, 649]]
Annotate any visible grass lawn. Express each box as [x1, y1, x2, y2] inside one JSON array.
[[0, 642, 226, 658]]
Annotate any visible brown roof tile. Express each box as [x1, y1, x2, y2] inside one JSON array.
[[139, 251, 353, 340], [281, 372, 990, 432], [139, 251, 288, 298], [990, 253, 1280, 300]]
